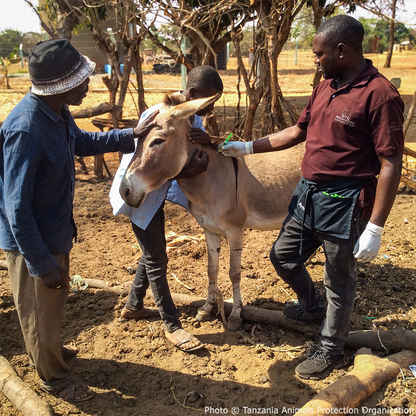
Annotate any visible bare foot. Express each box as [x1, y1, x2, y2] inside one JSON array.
[[62, 344, 79, 359], [119, 307, 159, 320], [165, 329, 203, 352]]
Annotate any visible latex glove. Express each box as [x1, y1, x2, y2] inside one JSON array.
[[220, 141, 253, 157], [353, 221, 383, 262]]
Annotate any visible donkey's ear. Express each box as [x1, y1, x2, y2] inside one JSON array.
[[168, 94, 220, 120]]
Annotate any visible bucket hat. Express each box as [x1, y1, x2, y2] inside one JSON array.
[[29, 39, 96, 96]]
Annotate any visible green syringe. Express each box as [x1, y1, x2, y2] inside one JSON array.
[[218, 133, 233, 152]]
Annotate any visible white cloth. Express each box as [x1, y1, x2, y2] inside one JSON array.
[[109, 102, 204, 229]]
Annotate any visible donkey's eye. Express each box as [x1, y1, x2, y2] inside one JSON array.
[[149, 138, 165, 147]]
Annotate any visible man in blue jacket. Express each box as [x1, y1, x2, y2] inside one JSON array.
[[0, 39, 155, 402]]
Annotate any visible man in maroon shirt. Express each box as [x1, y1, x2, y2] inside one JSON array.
[[221, 15, 404, 380]]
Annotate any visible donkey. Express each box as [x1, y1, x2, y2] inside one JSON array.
[[120, 94, 304, 331]]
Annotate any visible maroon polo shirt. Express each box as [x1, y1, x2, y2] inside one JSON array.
[[298, 60, 404, 182]]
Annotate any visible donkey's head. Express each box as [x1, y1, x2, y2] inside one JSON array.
[[120, 93, 219, 208]]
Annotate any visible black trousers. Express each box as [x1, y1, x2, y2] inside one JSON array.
[[270, 211, 367, 355], [125, 203, 181, 332]]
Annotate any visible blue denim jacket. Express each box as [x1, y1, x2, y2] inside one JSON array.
[[0, 92, 135, 276]]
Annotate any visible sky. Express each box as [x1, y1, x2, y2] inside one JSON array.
[[0, 0, 415, 34], [0, 0, 41, 33]]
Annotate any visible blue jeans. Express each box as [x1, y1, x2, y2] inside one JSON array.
[[270, 210, 367, 355], [126, 204, 181, 333]]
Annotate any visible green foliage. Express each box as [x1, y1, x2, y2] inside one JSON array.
[[0, 29, 22, 59], [287, 5, 316, 49], [360, 17, 414, 53], [37, 0, 59, 24]]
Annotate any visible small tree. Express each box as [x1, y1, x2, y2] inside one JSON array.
[[357, 0, 405, 68], [0, 30, 24, 89], [0, 29, 23, 58], [71, 1, 150, 120], [25, 0, 150, 177], [146, 0, 253, 69]]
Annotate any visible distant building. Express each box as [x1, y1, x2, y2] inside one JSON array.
[[70, 30, 109, 72], [394, 40, 413, 52], [401, 41, 413, 51]]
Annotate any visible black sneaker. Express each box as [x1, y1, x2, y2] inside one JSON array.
[[295, 349, 344, 380], [283, 304, 326, 323]]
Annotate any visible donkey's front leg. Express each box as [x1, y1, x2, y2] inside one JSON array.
[[227, 231, 244, 331], [196, 230, 222, 323]]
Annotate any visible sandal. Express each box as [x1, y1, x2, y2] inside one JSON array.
[[41, 378, 94, 403], [175, 337, 204, 352], [165, 329, 204, 353]]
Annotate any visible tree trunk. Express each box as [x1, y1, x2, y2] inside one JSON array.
[[232, 29, 263, 141], [4, 67, 10, 90], [70, 102, 112, 119], [278, 81, 299, 125], [259, 0, 306, 134], [134, 40, 147, 116], [94, 155, 104, 179], [0, 354, 54, 416], [383, 0, 397, 68]]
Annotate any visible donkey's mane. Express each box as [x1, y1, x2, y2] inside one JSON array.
[[163, 93, 187, 108]]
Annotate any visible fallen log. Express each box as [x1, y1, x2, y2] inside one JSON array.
[[169, 292, 319, 337], [345, 328, 416, 352], [0, 354, 53, 416], [400, 174, 416, 191], [70, 102, 112, 119], [83, 278, 129, 296], [46, 278, 416, 351], [404, 145, 416, 159], [294, 348, 416, 415]]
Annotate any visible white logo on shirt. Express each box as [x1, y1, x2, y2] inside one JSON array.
[[335, 108, 355, 127]]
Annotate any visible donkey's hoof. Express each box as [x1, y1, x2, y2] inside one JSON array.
[[227, 316, 243, 332], [196, 309, 211, 322]]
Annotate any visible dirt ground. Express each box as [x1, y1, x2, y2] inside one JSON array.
[[0, 52, 416, 416]]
